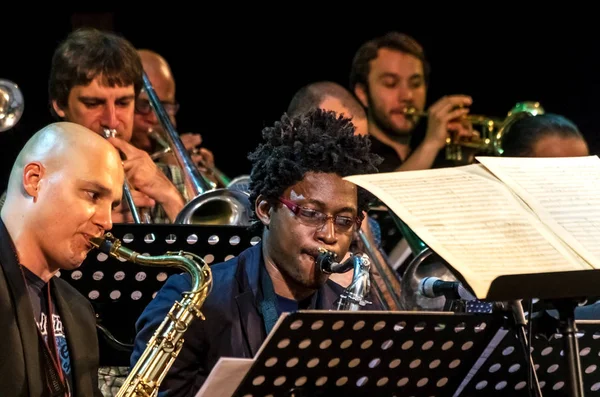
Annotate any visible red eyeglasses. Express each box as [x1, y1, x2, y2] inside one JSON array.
[[278, 197, 361, 233]]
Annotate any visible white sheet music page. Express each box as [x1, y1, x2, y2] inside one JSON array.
[[195, 357, 253, 397], [344, 165, 591, 299], [477, 155, 600, 269]]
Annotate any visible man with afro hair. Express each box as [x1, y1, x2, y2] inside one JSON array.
[[130, 108, 384, 396]]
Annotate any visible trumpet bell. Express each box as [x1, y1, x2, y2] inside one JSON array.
[[493, 101, 545, 156], [175, 188, 253, 226], [0, 79, 24, 132]]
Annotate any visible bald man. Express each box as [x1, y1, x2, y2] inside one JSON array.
[[0, 122, 123, 397], [287, 81, 369, 136], [132, 49, 218, 185]]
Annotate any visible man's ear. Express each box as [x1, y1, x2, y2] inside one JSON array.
[[354, 83, 369, 108], [52, 100, 66, 118], [22, 162, 45, 201], [255, 194, 273, 228]]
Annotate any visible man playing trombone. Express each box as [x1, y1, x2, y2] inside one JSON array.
[[132, 49, 223, 188]]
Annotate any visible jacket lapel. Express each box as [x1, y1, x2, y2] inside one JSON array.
[[234, 243, 264, 357], [0, 220, 44, 396]]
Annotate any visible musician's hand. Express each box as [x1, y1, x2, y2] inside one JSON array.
[[107, 137, 185, 222], [423, 95, 473, 150], [192, 148, 215, 172], [180, 132, 203, 151], [111, 189, 156, 223]]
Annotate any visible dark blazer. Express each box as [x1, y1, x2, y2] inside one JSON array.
[[131, 241, 382, 397], [0, 219, 102, 397]]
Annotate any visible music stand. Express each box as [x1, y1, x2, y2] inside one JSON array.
[[56, 223, 260, 366], [484, 269, 600, 397], [230, 310, 504, 397], [462, 318, 600, 396]]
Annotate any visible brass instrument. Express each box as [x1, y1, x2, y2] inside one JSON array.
[[394, 214, 460, 311], [148, 127, 233, 189], [0, 79, 24, 132], [403, 101, 544, 163], [141, 72, 252, 226], [89, 232, 213, 397], [102, 128, 152, 224], [317, 248, 372, 311], [356, 228, 402, 310]]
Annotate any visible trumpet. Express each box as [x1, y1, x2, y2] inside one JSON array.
[[102, 128, 152, 224], [402, 101, 544, 162]]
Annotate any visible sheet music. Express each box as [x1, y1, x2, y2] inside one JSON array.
[[477, 155, 600, 269], [345, 165, 591, 299], [195, 357, 253, 397]]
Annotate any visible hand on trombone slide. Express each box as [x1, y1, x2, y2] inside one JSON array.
[[180, 132, 216, 172], [157, 132, 215, 171], [111, 187, 156, 224]]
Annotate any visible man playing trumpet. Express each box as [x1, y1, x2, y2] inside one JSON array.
[[350, 31, 479, 172]]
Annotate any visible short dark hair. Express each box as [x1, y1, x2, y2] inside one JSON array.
[[287, 81, 366, 120], [247, 108, 382, 233], [49, 27, 143, 118], [501, 113, 584, 157], [349, 31, 430, 93]]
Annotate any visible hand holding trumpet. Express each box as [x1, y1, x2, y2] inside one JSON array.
[[417, 95, 479, 150]]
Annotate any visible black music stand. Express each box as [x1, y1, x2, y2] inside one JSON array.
[[484, 269, 600, 397], [56, 223, 261, 366], [462, 318, 600, 396], [230, 310, 504, 397]]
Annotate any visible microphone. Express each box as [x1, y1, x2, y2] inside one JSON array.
[[418, 277, 476, 301]]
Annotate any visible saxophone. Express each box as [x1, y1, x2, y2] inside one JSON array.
[[89, 232, 213, 397], [316, 248, 372, 311]]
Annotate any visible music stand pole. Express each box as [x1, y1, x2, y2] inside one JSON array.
[[552, 299, 585, 397], [505, 300, 543, 397]]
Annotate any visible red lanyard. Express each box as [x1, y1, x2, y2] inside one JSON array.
[[42, 280, 66, 387]]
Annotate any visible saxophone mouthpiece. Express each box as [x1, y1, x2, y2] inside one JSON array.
[[90, 233, 118, 255], [317, 248, 354, 274], [316, 247, 337, 274]]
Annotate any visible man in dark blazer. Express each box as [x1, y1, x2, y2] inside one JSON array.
[[131, 108, 385, 397], [0, 122, 124, 396]]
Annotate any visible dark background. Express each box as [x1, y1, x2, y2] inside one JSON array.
[[2, 11, 598, 192]]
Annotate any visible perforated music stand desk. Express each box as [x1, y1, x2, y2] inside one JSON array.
[[460, 319, 600, 396], [231, 310, 504, 397], [56, 223, 260, 365]]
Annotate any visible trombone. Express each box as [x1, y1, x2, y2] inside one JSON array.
[[402, 101, 544, 162], [147, 127, 231, 189], [141, 72, 252, 225]]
